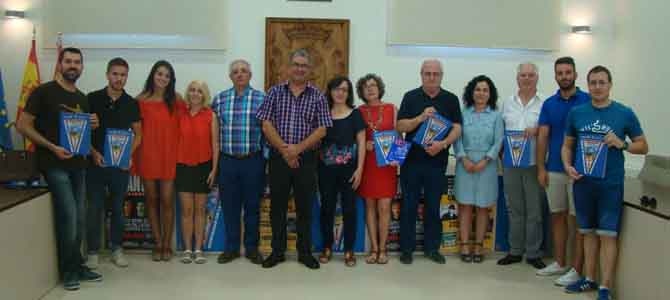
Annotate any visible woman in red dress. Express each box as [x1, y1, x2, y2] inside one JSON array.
[[134, 60, 185, 261], [356, 74, 398, 264]]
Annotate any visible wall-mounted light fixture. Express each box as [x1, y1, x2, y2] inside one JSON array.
[[4, 10, 26, 19], [571, 25, 592, 34]]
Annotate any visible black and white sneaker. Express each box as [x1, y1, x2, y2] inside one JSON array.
[[63, 272, 80, 291], [79, 266, 103, 282]]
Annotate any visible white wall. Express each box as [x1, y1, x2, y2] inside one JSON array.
[[614, 0, 669, 157], [1, 0, 661, 167]]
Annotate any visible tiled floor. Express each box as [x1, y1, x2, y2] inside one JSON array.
[[41, 253, 595, 300]]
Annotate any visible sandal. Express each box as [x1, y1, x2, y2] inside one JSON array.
[[152, 246, 162, 262], [365, 250, 378, 264], [376, 249, 389, 265], [194, 250, 207, 264], [319, 248, 332, 264], [460, 241, 472, 263], [473, 241, 484, 263], [344, 251, 356, 267], [181, 250, 193, 264]]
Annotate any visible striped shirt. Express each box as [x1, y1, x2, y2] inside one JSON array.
[[256, 82, 332, 147], [211, 86, 265, 156]]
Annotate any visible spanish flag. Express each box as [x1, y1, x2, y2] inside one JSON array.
[[16, 34, 41, 152]]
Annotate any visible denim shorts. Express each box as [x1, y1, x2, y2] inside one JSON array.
[[573, 178, 624, 237]]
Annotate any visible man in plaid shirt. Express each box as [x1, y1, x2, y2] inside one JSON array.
[[212, 59, 266, 265], [256, 49, 332, 269]]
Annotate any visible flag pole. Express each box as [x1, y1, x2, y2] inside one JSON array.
[[54, 32, 63, 80]]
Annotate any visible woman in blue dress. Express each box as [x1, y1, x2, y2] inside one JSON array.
[[454, 75, 503, 263]]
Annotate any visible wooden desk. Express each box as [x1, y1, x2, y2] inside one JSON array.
[[0, 187, 48, 212]]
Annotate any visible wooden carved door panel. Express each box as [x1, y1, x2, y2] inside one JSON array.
[[265, 18, 350, 92]]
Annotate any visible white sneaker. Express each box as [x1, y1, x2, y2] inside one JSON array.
[[536, 261, 569, 276], [111, 249, 129, 268], [86, 254, 99, 269], [555, 268, 581, 286]]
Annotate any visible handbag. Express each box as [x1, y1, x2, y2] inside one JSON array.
[[0, 150, 40, 182]]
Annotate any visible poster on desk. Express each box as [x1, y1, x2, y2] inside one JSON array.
[[440, 176, 459, 254], [59, 112, 91, 155], [413, 114, 452, 146], [440, 175, 496, 254], [503, 130, 531, 168], [106, 175, 154, 250], [386, 196, 424, 252], [103, 129, 133, 169], [202, 187, 226, 251], [575, 133, 607, 178], [258, 192, 366, 254], [175, 186, 226, 252]]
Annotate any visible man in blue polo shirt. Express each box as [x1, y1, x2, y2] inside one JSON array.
[[562, 66, 648, 300], [536, 57, 590, 285]]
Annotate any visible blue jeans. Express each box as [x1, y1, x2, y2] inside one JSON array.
[[44, 168, 86, 277], [399, 161, 446, 253], [218, 153, 265, 253], [86, 166, 130, 253]]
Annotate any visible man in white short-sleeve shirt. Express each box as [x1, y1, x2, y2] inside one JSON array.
[[498, 62, 546, 269]]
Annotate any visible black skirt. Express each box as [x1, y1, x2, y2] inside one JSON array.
[[176, 161, 212, 193]]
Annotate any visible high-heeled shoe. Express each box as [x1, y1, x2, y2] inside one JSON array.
[[365, 250, 378, 264], [377, 249, 389, 264], [162, 247, 173, 262], [344, 251, 356, 267], [152, 246, 162, 262]]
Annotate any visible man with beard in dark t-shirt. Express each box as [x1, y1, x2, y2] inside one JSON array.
[[17, 47, 102, 291]]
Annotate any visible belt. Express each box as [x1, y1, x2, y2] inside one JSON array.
[[223, 151, 259, 160]]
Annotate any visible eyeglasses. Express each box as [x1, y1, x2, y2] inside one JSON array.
[[588, 80, 610, 87], [364, 83, 378, 89], [291, 62, 310, 69]]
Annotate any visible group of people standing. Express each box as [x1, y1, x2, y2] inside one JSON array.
[[494, 57, 647, 300], [17, 47, 647, 300]]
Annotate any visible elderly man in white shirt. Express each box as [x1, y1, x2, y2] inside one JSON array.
[[497, 62, 546, 269]]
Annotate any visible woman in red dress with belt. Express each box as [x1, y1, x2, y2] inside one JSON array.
[[134, 60, 185, 261], [356, 74, 398, 264]]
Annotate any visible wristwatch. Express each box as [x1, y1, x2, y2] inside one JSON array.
[[622, 141, 629, 151]]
